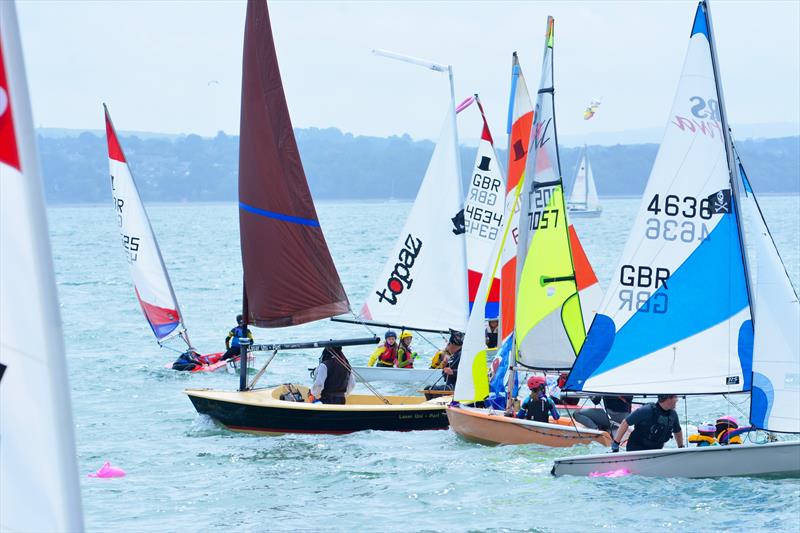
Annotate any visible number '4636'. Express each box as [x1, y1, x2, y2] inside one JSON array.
[[647, 194, 712, 219]]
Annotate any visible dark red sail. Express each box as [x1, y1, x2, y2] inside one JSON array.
[[238, 0, 349, 327]]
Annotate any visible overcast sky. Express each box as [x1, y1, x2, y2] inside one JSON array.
[[16, 0, 800, 144]]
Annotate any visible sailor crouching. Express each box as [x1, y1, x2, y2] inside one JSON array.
[[308, 346, 355, 405]]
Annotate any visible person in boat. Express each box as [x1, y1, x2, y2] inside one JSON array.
[[221, 314, 254, 361], [485, 318, 499, 349], [396, 331, 417, 369], [172, 348, 204, 372], [367, 330, 398, 367], [424, 330, 464, 394], [611, 394, 685, 452], [571, 394, 633, 434], [429, 348, 447, 369], [308, 346, 355, 405], [516, 376, 560, 424]]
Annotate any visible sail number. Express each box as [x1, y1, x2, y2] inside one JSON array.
[[122, 234, 140, 263], [465, 205, 502, 240], [618, 265, 670, 314], [647, 194, 713, 219], [526, 187, 559, 231]]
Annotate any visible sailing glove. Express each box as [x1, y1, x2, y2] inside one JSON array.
[[611, 440, 620, 453]]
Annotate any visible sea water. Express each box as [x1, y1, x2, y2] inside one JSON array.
[[49, 197, 800, 532]]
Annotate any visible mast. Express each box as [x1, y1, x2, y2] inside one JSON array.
[[703, 0, 755, 321], [583, 145, 589, 206]]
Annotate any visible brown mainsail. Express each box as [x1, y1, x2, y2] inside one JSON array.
[[238, 0, 349, 327]]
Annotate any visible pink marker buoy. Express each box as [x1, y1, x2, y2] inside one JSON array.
[[588, 468, 631, 478], [88, 462, 126, 478]]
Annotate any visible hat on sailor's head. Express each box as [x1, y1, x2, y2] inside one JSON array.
[[448, 329, 464, 346]]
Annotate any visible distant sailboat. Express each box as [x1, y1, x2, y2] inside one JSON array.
[[185, 0, 448, 434], [554, 0, 799, 478], [567, 145, 602, 217], [0, 1, 84, 530], [104, 106, 231, 372]]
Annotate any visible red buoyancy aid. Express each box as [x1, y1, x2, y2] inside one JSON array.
[[397, 347, 414, 368], [378, 344, 397, 365]]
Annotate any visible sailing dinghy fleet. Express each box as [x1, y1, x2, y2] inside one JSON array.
[[2, 9, 795, 528]]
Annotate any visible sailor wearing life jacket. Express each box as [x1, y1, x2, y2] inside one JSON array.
[[396, 331, 416, 369], [222, 314, 254, 360], [612, 395, 685, 452], [309, 346, 355, 405], [367, 330, 398, 367], [517, 376, 560, 423]]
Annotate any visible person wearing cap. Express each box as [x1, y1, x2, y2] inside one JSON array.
[[308, 346, 355, 405], [485, 318, 499, 349], [221, 314, 254, 360], [396, 331, 417, 369], [516, 376, 560, 423], [611, 394, 684, 452], [367, 330, 398, 367], [440, 330, 464, 388]]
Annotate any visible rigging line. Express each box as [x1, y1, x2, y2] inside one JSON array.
[[159, 343, 184, 354], [332, 351, 391, 405]]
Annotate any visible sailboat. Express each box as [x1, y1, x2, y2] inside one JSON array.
[[185, 0, 448, 434], [447, 21, 608, 448], [335, 53, 470, 384], [103, 106, 233, 372], [553, 0, 800, 477], [566, 145, 602, 217], [0, 1, 84, 530]]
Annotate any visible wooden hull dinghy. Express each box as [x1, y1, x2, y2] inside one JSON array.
[[186, 384, 448, 435], [447, 404, 611, 447], [552, 441, 800, 478]]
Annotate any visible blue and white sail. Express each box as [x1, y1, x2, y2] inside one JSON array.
[[567, 3, 752, 395], [738, 163, 800, 433]]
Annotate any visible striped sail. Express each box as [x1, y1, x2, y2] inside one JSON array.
[[105, 107, 186, 344], [461, 96, 505, 319], [515, 17, 586, 370], [567, 3, 752, 395], [739, 163, 800, 433], [499, 52, 533, 341], [0, 2, 84, 529], [360, 105, 468, 332]]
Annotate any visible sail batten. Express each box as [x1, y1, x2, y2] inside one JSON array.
[[238, 0, 349, 328]]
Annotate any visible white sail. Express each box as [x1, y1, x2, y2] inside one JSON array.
[[566, 3, 752, 395], [360, 106, 468, 332], [0, 1, 84, 530], [104, 107, 187, 345], [568, 147, 600, 212], [739, 166, 800, 433], [462, 96, 505, 320]]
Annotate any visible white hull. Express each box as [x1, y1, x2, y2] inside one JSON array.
[[552, 440, 800, 478], [351, 366, 441, 384], [567, 207, 602, 218]]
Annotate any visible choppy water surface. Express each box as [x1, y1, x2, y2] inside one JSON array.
[[50, 197, 800, 532]]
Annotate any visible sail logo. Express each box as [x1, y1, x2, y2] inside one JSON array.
[[375, 234, 422, 305], [672, 96, 722, 140]]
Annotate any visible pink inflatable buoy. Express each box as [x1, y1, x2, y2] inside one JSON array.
[[88, 462, 126, 478], [588, 468, 631, 478]]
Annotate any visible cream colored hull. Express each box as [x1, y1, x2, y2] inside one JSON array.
[[446, 405, 612, 447]]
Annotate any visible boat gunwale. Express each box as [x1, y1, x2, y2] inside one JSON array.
[[447, 404, 608, 437]]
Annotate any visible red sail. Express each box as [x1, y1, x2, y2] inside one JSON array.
[[238, 0, 348, 327]]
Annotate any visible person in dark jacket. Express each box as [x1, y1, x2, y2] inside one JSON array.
[[485, 318, 499, 349], [423, 330, 464, 398], [516, 376, 560, 423], [221, 314, 254, 360], [308, 346, 355, 405], [612, 394, 685, 452], [172, 349, 203, 371]]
